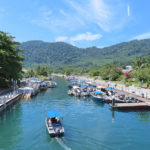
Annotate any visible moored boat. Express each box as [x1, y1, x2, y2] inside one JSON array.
[[40, 82, 48, 91], [46, 110, 64, 137], [92, 91, 104, 101], [46, 81, 57, 88]]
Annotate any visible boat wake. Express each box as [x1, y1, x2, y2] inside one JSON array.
[[56, 138, 72, 150]]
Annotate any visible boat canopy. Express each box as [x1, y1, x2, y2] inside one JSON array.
[[47, 110, 62, 117], [89, 86, 94, 89], [80, 85, 87, 89], [94, 91, 103, 95], [97, 85, 103, 89], [106, 87, 115, 91], [73, 86, 80, 89]]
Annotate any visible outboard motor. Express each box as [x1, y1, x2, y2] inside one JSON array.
[[57, 129, 61, 136]]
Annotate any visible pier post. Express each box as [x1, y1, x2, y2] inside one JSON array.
[[112, 95, 115, 107]]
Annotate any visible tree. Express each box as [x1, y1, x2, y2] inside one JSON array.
[[62, 68, 73, 75], [132, 57, 146, 70], [24, 69, 36, 78], [0, 31, 24, 87], [131, 68, 150, 83], [99, 65, 122, 81], [90, 69, 100, 76], [37, 66, 51, 76]]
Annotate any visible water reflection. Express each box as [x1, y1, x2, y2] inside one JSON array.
[[135, 111, 150, 124], [112, 110, 115, 123], [0, 103, 22, 150], [92, 100, 105, 107]]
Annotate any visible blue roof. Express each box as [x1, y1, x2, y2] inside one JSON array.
[[80, 85, 87, 89], [94, 91, 103, 95], [47, 110, 62, 117], [106, 87, 115, 90]]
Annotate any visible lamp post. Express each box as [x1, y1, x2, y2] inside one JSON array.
[[140, 80, 144, 97], [109, 77, 112, 87]]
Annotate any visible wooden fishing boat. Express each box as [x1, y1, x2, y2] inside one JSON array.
[[46, 110, 64, 137]]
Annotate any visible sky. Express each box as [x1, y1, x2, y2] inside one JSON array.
[[0, 0, 150, 48]]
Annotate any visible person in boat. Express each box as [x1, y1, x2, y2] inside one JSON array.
[[51, 117, 57, 123], [51, 117, 61, 124]]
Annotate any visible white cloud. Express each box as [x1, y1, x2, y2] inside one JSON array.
[[133, 32, 150, 40], [67, 0, 112, 32], [31, 7, 53, 29], [66, 0, 128, 32], [56, 36, 68, 42], [70, 32, 102, 41], [127, 5, 130, 17], [56, 32, 102, 43], [31, 0, 128, 33]]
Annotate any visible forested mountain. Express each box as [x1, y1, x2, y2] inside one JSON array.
[[20, 39, 150, 69]]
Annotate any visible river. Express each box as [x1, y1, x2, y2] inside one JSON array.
[[0, 77, 150, 150]]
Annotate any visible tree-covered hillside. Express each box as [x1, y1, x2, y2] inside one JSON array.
[[20, 39, 150, 69]]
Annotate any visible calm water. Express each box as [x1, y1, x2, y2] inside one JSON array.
[[0, 77, 150, 150]]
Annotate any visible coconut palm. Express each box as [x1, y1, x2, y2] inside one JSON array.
[[132, 57, 146, 70]]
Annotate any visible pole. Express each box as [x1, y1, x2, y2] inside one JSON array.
[[112, 95, 115, 107]]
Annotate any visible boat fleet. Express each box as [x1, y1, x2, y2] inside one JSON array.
[[40, 81, 57, 90], [19, 76, 57, 99], [67, 76, 139, 103]]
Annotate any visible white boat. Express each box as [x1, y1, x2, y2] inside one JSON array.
[[46, 110, 64, 137], [46, 81, 57, 88], [92, 91, 104, 102]]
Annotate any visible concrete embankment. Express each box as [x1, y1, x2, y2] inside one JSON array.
[[0, 93, 23, 113]]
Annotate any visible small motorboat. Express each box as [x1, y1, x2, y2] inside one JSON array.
[[46, 110, 64, 137], [40, 82, 48, 91], [92, 91, 104, 101], [46, 81, 57, 88]]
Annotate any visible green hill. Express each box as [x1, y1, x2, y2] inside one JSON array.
[[20, 39, 150, 69]]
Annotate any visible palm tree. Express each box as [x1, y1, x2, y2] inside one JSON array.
[[132, 57, 146, 70]]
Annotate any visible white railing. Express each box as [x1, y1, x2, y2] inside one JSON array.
[[0, 90, 19, 105]]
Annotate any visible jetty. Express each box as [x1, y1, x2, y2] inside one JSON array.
[[111, 102, 150, 110], [0, 93, 22, 113], [110, 90, 150, 110]]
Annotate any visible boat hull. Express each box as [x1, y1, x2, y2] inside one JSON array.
[[40, 87, 47, 91], [49, 132, 64, 137], [92, 96, 104, 101], [45, 119, 64, 138]]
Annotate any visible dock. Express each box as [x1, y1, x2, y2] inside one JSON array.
[[0, 93, 22, 113], [116, 90, 150, 102], [111, 102, 150, 110]]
